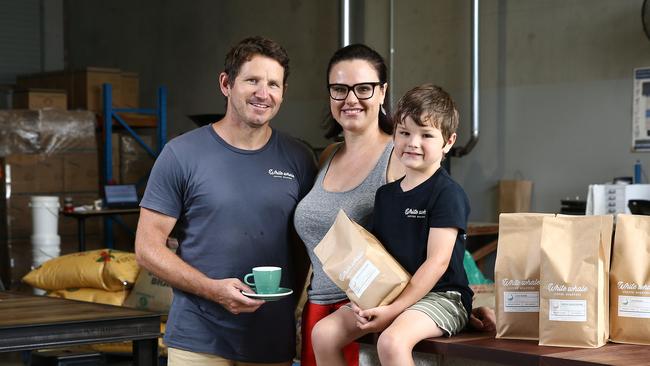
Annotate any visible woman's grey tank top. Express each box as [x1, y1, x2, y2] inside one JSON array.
[[294, 141, 393, 304]]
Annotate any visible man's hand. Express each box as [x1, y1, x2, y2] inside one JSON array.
[[207, 278, 265, 314], [469, 306, 496, 332], [351, 302, 399, 333]]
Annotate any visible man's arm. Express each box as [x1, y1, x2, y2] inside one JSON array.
[[135, 207, 264, 314]]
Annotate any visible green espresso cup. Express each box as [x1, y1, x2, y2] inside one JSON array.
[[244, 266, 282, 294]]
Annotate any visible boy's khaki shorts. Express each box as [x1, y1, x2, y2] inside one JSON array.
[[167, 347, 292, 366], [408, 291, 468, 336]]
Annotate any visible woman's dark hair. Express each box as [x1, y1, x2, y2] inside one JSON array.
[[323, 44, 392, 139]]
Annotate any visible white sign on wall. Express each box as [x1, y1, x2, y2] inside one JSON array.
[[633, 67, 650, 151]]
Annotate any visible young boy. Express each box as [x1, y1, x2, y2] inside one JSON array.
[[311, 84, 473, 366]]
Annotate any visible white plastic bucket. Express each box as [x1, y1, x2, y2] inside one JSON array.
[[31, 234, 60, 268], [29, 196, 60, 236]]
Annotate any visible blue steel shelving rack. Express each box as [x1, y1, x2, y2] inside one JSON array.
[[101, 83, 167, 248]]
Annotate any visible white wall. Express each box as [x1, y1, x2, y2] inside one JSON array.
[[363, 0, 650, 220]]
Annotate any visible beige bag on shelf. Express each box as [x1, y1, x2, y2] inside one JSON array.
[[495, 213, 553, 340], [22, 249, 139, 291], [48, 287, 129, 306], [539, 215, 613, 348], [609, 214, 650, 345], [314, 210, 410, 310], [498, 179, 533, 214]]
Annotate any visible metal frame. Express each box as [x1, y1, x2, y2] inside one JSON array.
[[101, 83, 167, 248]]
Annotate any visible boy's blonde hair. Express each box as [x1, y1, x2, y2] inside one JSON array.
[[394, 84, 459, 142]]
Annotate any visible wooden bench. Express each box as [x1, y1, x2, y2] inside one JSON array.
[[358, 331, 650, 365], [0, 292, 161, 365]]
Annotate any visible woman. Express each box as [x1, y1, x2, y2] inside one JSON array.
[[294, 44, 403, 366], [294, 44, 495, 366]]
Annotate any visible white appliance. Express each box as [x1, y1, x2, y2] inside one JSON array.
[[586, 184, 650, 215]]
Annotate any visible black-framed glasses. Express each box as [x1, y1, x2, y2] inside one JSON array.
[[328, 82, 382, 101]]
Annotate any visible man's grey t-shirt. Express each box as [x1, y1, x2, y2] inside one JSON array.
[[140, 124, 316, 362]]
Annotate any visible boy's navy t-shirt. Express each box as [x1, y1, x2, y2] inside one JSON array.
[[372, 167, 473, 315]]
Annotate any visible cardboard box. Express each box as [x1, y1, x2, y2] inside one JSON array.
[[63, 152, 99, 192], [16, 68, 140, 112], [73, 67, 123, 112], [5, 154, 64, 193], [15, 74, 40, 89], [16, 71, 75, 108], [120, 72, 140, 109], [13, 89, 67, 110]]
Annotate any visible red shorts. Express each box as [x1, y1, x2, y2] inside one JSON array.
[[301, 300, 359, 366]]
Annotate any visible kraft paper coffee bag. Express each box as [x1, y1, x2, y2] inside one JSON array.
[[609, 214, 650, 345], [123, 268, 173, 312], [314, 210, 410, 309], [495, 213, 553, 340], [539, 215, 613, 348]]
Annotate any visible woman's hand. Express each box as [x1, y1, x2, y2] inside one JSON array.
[[351, 302, 400, 333]]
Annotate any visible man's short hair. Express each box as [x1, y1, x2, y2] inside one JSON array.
[[224, 36, 290, 85], [394, 84, 459, 141]]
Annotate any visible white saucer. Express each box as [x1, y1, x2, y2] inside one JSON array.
[[241, 287, 293, 301]]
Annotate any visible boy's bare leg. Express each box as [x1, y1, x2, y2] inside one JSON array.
[[376, 310, 444, 366], [311, 306, 369, 366]]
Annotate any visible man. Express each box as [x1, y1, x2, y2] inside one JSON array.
[[135, 36, 316, 365]]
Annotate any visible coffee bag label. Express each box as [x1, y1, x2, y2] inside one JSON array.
[[616, 281, 650, 294], [618, 295, 650, 319], [350, 260, 380, 298], [546, 282, 588, 297], [504, 291, 539, 312], [549, 299, 587, 322], [501, 278, 540, 289]]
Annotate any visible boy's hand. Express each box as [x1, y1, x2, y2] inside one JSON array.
[[351, 303, 399, 333], [350, 302, 371, 324]]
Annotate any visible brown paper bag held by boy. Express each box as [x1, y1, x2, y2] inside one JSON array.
[[314, 210, 411, 309], [610, 214, 650, 345], [539, 215, 613, 348]]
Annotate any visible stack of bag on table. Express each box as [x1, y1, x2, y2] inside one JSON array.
[[495, 213, 650, 348], [22, 248, 173, 355], [22, 249, 140, 305]]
